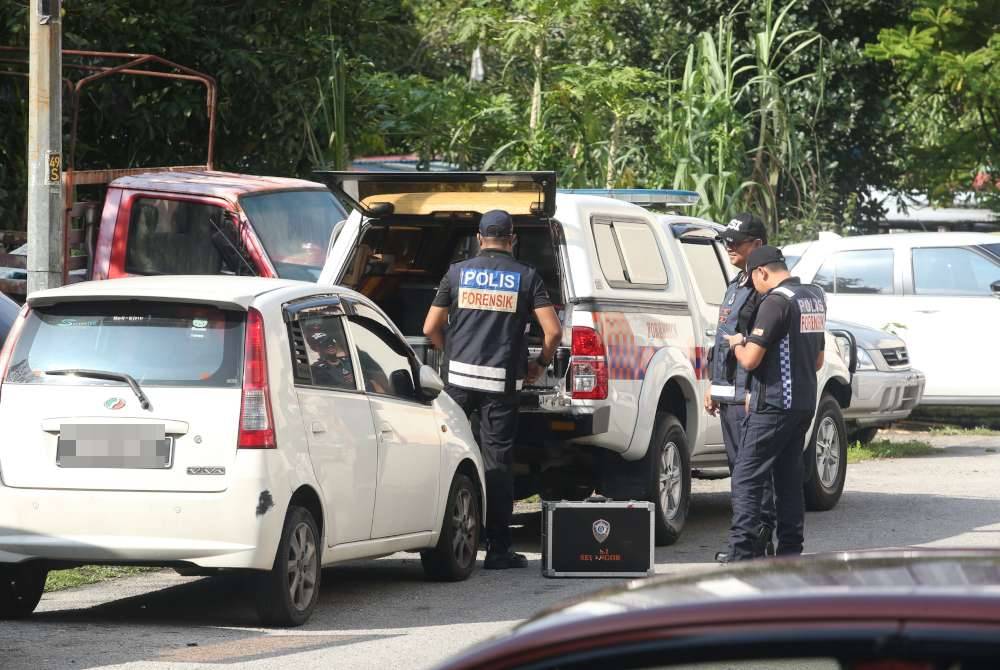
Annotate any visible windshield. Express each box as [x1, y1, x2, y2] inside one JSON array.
[[241, 190, 347, 281], [6, 301, 244, 388]]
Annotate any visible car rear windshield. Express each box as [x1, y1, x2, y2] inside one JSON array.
[[241, 190, 347, 281], [5, 301, 244, 388]]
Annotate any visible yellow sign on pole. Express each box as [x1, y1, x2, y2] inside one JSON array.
[[47, 151, 61, 184]]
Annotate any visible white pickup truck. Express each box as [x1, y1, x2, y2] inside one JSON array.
[[316, 174, 853, 546]]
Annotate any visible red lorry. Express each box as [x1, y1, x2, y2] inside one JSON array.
[[0, 49, 347, 300]]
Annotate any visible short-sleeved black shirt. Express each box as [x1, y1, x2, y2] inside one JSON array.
[[432, 249, 552, 310]]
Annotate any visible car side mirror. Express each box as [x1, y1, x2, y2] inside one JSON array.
[[991, 280, 1000, 298], [419, 364, 445, 400]]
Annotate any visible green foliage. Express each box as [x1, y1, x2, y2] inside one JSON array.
[[867, 0, 1000, 208], [3, 0, 971, 244]]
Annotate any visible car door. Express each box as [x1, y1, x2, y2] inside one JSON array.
[[286, 299, 378, 545], [673, 229, 728, 449], [894, 244, 1000, 401], [808, 247, 907, 331], [345, 301, 442, 538]]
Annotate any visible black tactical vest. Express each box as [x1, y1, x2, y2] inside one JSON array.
[[710, 272, 755, 404], [444, 249, 538, 395], [750, 279, 827, 413]]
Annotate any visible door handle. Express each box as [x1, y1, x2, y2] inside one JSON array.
[[378, 425, 395, 441], [705, 329, 716, 338], [310, 421, 326, 434]]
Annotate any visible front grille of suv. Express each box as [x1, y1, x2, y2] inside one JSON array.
[[881, 347, 909, 367]]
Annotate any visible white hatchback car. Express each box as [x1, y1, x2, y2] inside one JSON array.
[[0, 276, 485, 626]]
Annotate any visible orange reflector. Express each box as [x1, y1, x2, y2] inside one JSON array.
[[550, 421, 576, 432]]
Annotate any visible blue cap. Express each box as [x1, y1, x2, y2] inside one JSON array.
[[479, 210, 513, 238]]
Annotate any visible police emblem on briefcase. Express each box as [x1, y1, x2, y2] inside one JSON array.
[[592, 519, 611, 543]]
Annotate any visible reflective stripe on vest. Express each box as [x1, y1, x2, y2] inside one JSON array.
[[448, 369, 524, 393]]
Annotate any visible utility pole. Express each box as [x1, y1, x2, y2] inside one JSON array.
[[26, 0, 64, 294]]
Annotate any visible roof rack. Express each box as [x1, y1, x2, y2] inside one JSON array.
[[558, 188, 699, 206]]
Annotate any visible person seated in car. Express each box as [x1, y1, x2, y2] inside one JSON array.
[[304, 327, 356, 390]]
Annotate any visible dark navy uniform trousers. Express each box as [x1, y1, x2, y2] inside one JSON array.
[[728, 410, 812, 561], [445, 385, 518, 553], [720, 403, 776, 533]]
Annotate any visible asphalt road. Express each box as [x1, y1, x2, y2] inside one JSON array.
[[4, 431, 999, 670]]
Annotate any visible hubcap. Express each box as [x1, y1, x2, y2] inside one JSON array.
[[815, 416, 841, 489], [286, 522, 318, 612], [658, 441, 683, 520], [451, 488, 477, 567]]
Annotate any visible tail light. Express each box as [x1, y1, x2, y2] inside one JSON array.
[[569, 325, 608, 400], [238, 308, 275, 449], [0, 306, 30, 387]]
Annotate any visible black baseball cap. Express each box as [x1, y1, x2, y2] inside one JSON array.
[[479, 209, 514, 238], [717, 212, 767, 244], [746, 245, 786, 272]]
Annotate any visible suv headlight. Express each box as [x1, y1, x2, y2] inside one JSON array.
[[856, 348, 877, 370]]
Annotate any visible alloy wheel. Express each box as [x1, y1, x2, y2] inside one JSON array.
[[815, 416, 841, 489], [451, 488, 477, 568], [658, 441, 683, 520], [286, 522, 318, 612]]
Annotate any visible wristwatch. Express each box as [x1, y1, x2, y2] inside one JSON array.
[[735, 334, 747, 347], [535, 354, 552, 367]]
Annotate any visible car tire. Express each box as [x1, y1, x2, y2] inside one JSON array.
[[421, 473, 480, 581], [0, 564, 47, 619], [644, 413, 691, 546], [804, 393, 848, 511], [256, 505, 321, 627], [849, 426, 879, 445]]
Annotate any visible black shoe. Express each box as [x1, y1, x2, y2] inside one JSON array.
[[714, 551, 730, 564], [484, 550, 528, 570], [756, 526, 776, 558]]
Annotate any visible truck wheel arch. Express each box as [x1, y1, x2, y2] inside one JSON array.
[[824, 376, 852, 409], [623, 349, 699, 461]]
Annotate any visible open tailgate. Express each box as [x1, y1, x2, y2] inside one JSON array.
[[313, 171, 557, 218]]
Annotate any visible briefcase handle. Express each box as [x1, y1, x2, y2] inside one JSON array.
[[584, 494, 610, 503]]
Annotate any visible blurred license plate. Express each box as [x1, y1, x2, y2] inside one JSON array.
[[57, 424, 173, 469]]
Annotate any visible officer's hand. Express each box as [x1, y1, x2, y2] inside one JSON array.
[[703, 390, 719, 417], [526, 360, 543, 383], [726, 333, 744, 348]]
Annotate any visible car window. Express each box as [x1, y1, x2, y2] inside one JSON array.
[[813, 249, 893, 294], [912, 246, 1000, 296], [293, 314, 357, 391], [125, 197, 235, 276], [593, 219, 667, 288], [680, 240, 728, 305], [241, 190, 346, 282], [346, 315, 418, 400], [5, 301, 243, 387]]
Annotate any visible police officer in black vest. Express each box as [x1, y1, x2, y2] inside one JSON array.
[[704, 213, 776, 562], [724, 246, 827, 561], [423, 210, 562, 569]]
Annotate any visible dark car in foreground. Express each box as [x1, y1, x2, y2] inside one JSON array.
[[435, 550, 1000, 670]]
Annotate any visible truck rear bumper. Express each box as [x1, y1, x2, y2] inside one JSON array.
[[518, 405, 611, 441]]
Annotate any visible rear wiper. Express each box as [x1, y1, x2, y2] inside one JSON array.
[[45, 369, 152, 411]]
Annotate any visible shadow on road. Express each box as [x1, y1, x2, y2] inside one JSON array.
[[10, 447, 1000, 669]]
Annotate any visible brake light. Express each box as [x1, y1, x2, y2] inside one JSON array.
[[0, 306, 30, 385], [569, 325, 608, 400], [238, 308, 275, 449]]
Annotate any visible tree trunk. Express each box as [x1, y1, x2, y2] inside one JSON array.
[[606, 114, 621, 189], [529, 41, 544, 131]]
